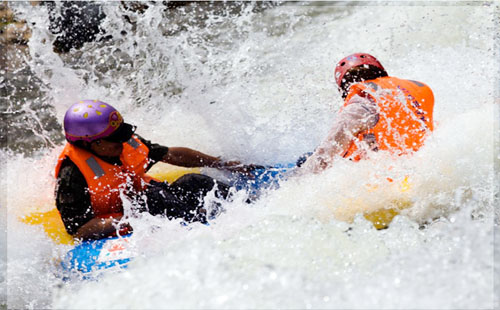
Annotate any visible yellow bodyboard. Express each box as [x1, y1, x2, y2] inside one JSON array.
[[21, 208, 75, 245]]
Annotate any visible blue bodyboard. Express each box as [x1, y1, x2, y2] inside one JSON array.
[[61, 235, 134, 276], [233, 162, 296, 193]]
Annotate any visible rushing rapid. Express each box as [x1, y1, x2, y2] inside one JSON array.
[[1, 2, 498, 309]]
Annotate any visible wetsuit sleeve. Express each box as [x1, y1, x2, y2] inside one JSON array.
[[299, 95, 379, 173], [55, 159, 94, 235], [135, 135, 169, 167], [341, 94, 379, 132]]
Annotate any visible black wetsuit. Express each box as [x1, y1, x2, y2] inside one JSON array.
[[55, 135, 230, 235]]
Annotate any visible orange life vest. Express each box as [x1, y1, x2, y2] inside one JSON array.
[[55, 136, 155, 219], [342, 76, 434, 161]]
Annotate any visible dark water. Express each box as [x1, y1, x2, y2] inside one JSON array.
[[0, 59, 63, 154]]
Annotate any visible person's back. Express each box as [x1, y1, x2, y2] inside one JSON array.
[[302, 53, 434, 172], [341, 75, 434, 161]]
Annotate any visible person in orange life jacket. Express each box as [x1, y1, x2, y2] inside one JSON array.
[[300, 53, 434, 173], [55, 100, 259, 240]]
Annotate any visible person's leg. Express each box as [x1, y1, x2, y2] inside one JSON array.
[[169, 173, 232, 221], [144, 180, 203, 223], [144, 175, 231, 223], [169, 173, 231, 204]]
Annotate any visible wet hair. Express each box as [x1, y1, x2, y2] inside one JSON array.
[[340, 65, 388, 98]]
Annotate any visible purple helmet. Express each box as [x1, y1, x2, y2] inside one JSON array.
[[64, 100, 123, 143]]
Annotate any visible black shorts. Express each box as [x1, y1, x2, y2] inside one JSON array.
[[144, 174, 230, 223]]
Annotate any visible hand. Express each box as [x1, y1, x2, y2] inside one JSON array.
[[117, 221, 133, 236]]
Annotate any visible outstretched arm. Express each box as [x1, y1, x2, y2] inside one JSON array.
[[162, 147, 229, 168], [301, 95, 379, 173], [301, 119, 354, 173], [162, 147, 262, 175]]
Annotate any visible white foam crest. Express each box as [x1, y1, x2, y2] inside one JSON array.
[[3, 205, 67, 309], [0, 149, 69, 309], [52, 200, 495, 309], [3, 148, 61, 217]]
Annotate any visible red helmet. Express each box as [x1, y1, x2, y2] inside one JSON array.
[[334, 53, 385, 89]]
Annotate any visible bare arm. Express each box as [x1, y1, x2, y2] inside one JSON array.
[[162, 147, 228, 168], [163, 147, 264, 176], [301, 96, 379, 173], [74, 214, 130, 240]]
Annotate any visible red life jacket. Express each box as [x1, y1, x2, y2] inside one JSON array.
[[55, 136, 155, 219], [342, 76, 434, 161]]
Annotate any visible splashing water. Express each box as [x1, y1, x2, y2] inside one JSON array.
[[1, 2, 499, 309]]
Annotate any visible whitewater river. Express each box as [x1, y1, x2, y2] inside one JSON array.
[[1, 2, 499, 309]]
